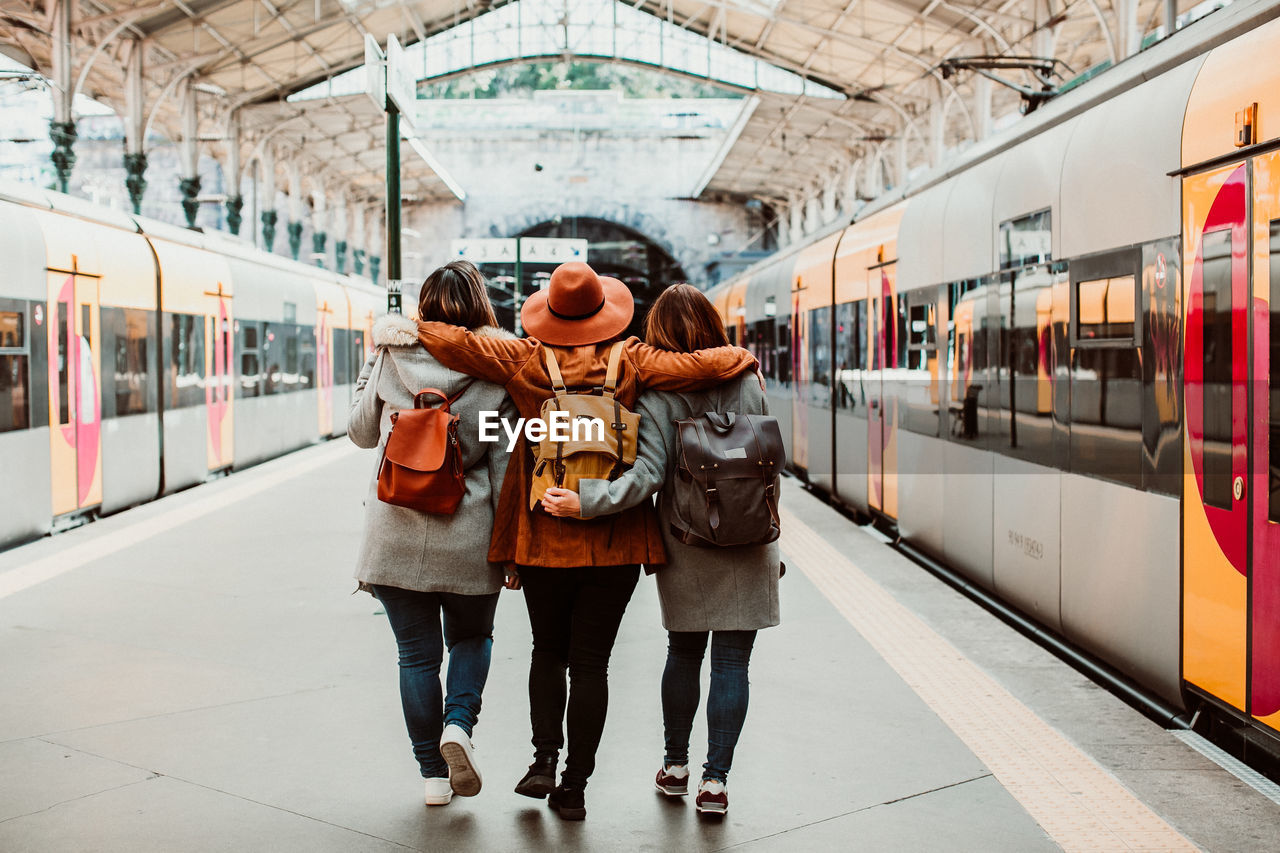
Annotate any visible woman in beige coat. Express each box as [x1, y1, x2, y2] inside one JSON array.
[[349, 261, 516, 807], [542, 284, 781, 818]]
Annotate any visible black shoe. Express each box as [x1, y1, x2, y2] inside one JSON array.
[[514, 758, 557, 799], [547, 784, 586, 820]]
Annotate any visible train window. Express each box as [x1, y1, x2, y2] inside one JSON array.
[[1076, 276, 1136, 341], [0, 309, 21, 349], [1269, 221, 1280, 521], [169, 313, 206, 409], [239, 322, 261, 398], [300, 327, 315, 390], [1202, 229, 1234, 509], [805, 308, 832, 407], [835, 301, 865, 412], [749, 319, 776, 386], [333, 329, 350, 386], [57, 302, 69, 424], [999, 210, 1052, 270], [0, 305, 28, 433], [776, 318, 792, 386], [111, 308, 151, 417], [946, 280, 985, 443], [1005, 266, 1059, 466], [262, 322, 283, 395], [901, 291, 940, 436]]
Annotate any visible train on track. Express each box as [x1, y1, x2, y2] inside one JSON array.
[[706, 2, 1280, 752], [0, 181, 382, 549]]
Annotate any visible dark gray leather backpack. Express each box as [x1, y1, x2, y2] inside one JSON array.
[[668, 412, 785, 548]]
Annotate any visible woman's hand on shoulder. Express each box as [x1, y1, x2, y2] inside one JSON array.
[[540, 487, 582, 518]]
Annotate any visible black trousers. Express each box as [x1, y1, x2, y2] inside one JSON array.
[[520, 564, 641, 789]]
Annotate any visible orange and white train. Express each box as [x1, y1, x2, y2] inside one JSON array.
[[0, 181, 382, 547], [708, 2, 1280, 752]]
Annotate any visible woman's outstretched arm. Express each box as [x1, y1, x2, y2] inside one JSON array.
[[416, 321, 535, 386], [625, 338, 758, 393]]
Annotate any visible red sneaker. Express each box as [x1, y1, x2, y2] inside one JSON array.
[[654, 764, 689, 797], [695, 779, 728, 815]]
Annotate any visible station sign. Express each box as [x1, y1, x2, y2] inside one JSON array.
[[451, 238, 518, 262], [385, 34, 416, 131], [520, 238, 588, 263], [450, 238, 589, 264], [364, 34, 385, 114]]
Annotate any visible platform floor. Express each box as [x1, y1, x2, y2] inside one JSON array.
[[1, 441, 1279, 852]]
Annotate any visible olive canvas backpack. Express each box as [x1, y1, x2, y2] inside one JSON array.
[[529, 341, 640, 509]]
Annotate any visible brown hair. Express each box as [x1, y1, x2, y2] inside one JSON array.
[[643, 283, 731, 352], [417, 260, 498, 329]]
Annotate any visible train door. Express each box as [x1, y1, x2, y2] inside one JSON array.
[[47, 267, 102, 517], [1183, 158, 1279, 722], [1251, 150, 1280, 731], [205, 283, 234, 471], [868, 259, 899, 517], [316, 300, 335, 437]]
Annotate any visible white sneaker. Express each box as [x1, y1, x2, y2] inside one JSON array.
[[439, 724, 482, 797], [424, 777, 452, 806]]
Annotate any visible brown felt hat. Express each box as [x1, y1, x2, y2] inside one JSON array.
[[520, 261, 634, 346]]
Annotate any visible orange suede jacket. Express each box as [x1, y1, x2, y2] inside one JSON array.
[[416, 321, 758, 569]]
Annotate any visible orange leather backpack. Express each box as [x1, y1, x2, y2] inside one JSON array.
[[377, 387, 469, 514]]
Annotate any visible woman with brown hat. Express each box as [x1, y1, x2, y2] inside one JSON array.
[[414, 261, 757, 820], [541, 283, 781, 818]]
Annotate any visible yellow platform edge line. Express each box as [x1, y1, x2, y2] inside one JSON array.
[[780, 509, 1199, 853]]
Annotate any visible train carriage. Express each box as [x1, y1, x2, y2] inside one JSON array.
[[0, 182, 381, 549], [708, 1, 1280, 749]]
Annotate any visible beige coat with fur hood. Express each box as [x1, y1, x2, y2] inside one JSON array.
[[349, 314, 516, 595]]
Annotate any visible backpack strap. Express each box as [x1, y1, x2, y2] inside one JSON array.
[[692, 419, 722, 534], [744, 415, 781, 529], [602, 341, 624, 398], [413, 387, 450, 409], [543, 346, 568, 393]]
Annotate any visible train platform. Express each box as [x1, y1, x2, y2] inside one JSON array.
[[1, 441, 1279, 853]]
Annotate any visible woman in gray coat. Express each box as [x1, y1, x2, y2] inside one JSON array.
[[349, 261, 516, 808], [541, 284, 781, 818]]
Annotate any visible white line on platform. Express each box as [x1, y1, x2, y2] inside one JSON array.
[[0, 443, 359, 601], [781, 508, 1199, 853], [1170, 730, 1280, 807]]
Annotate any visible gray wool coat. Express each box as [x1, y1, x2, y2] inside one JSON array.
[[579, 375, 781, 633], [349, 313, 517, 596]]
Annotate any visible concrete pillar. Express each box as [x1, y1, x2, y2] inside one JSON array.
[[788, 196, 804, 245], [774, 203, 790, 251], [1163, 0, 1178, 35], [928, 101, 945, 169], [310, 180, 327, 268], [863, 148, 884, 199], [973, 75, 994, 141], [367, 212, 383, 285], [895, 131, 908, 186], [821, 174, 839, 225], [49, 0, 75, 193], [352, 205, 367, 276], [260, 148, 278, 252], [225, 110, 244, 236], [333, 194, 350, 275], [287, 163, 304, 261], [178, 76, 201, 229], [804, 193, 822, 235], [843, 160, 862, 211], [123, 39, 146, 214], [1116, 0, 1141, 58]]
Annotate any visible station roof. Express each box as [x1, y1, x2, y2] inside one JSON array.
[[1, 0, 1188, 206]]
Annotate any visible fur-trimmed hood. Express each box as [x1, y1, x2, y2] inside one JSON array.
[[373, 312, 514, 347]]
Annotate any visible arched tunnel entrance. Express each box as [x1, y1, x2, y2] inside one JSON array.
[[479, 217, 689, 339]]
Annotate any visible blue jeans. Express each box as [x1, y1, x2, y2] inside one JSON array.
[[371, 584, 500, 778], [662, 629, 757, 783]]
